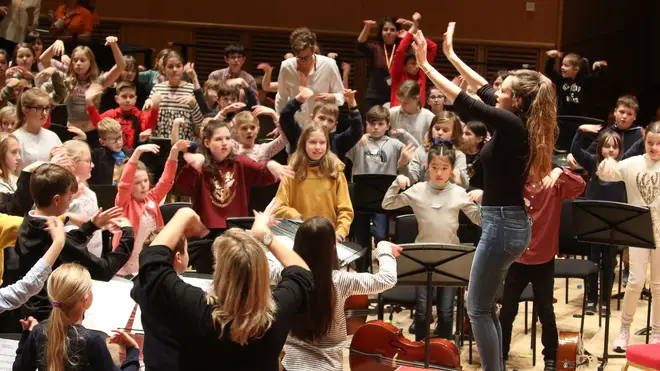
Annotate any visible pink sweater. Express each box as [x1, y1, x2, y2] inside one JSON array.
[[112, 159, 177, 250]]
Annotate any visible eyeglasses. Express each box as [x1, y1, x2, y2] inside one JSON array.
[[296, 55, 314, 62], [102, 137, 123, 144], [429, 95, 445, 100], [26, 106, 51, 114], [227, 55, 244, 61]]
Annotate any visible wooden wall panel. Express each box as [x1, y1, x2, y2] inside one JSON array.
[[41, 0, 562, 45]]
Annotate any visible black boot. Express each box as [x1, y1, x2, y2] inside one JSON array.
[[408, 322, 415, 334], [544, 359, 556, 371]]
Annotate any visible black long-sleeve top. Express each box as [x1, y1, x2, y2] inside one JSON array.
[[13, 322, 140, 371], [570, 130, 626, 202], [452, 85, 529, 206], [356, 41, 395, 104], [14, 215, 134, 320], [0, 170, 34, 216], [137, 245, 313, 371], [279, 98, 363, 161], [545, 57, 605, 116]]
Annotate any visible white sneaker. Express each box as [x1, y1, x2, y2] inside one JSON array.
[[651, 332, 660, 345], [612, 327, 630, 353]]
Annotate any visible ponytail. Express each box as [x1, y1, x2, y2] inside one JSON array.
[[508, 70, 558, 182], [525, 75, 557, 181], [45, 264, 93, 371], [46, 307, 68, 371]]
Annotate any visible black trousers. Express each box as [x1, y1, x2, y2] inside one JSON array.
[[500, 260, 558, 362], [587, 244, 616, 305]]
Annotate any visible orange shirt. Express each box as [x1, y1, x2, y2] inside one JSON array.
[[54, 4, 94, 36]]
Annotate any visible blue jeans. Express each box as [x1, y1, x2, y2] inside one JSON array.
[[467, 206, 531, 371], [415, 286, 456, 341]]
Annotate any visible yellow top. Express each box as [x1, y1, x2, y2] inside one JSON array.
[[0, 213, 24, 284], [274, 162, 354, 239]]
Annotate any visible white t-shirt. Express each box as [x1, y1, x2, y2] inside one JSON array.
[[66, 186, 103, 257], [389, 106, 435, 145], [13, 127, 62, 171]]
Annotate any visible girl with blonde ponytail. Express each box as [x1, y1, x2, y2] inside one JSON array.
[[13, 263, 141, 371], [410, 22, 557, 371]]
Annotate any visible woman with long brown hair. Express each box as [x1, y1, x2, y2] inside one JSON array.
[[411, 22, 557, 371], [269, 216, 400, 371], [137, 203, 312, 370]]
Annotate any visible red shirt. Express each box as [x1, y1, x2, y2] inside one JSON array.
[[517, 168, 586, 265], [389, 32, 438, 107], [174, 156, 278, 229], [87, 105, 158, 149]]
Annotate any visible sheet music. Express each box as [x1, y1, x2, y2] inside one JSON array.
[[181, 276, 213, 292], [0, 338, 18, 371], [269, 235, 355, 263], [83, 277, 135, 337]]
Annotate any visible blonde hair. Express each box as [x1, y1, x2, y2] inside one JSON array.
[[61, 140, 90, 161], [46, 263, 93, 371], [97, 118, 122, 138], [0, 132, 18, 182], [289, 124, 340, 180], [311, 102, 339, 120], [206, 229, 275, 345], [233, 111, 259, 129], [15, 88, 50, 129], [507, 70, 558, 181], [65, 46, 100, 96], [0, 106, 16, 127]]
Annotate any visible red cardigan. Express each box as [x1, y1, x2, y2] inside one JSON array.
[[87, 105, 158, 149], [389, 32, 438, 107], [175, 156, 278, 229]]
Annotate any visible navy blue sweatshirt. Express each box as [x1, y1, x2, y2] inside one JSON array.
[[570, 130, 626, 202], [279, 98, 363, 161]]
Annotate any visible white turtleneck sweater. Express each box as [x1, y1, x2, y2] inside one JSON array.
[[382, 180, 481, 244]]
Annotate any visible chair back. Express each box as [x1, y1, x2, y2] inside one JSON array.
[[393, 214, 418, 244], [88, 184, 118, 210], [458, 210, 482, 246], [160, 202, 193, 225]]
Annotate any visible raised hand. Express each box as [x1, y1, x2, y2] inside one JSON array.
[[251, 199, 280, 242], [593, 60, 608, 70], [35, 67, 57, 85], [411, 31, 428, 66], [226, 78, 248, 88], [91, 207, 124, 229], [184, 62, 197, 82], [358, 133, 370, 146], [398, 144, 416, 167], [135, 144, 160, 155], [296, 86, 315, 102], [343, 89, 357, 107], [19, 316, 38, 332], [142, 99, 153, 111], [541, 167, 563, 189], [109, 329, 139, 349], [327, 52, 338, 60], [579, 124, 602, 133], [443, 22, 456, 57], [67, 125, 87, 141], [183, 153, 204, 172], [257, 63, 273, 72], [172, 140, 191, 153], [267, 161, 295, 181], [45, 217, 65, 248], [545, 50, 563, 58], [52, 40, 66, 56], [467, 189, 483, 203], [252, 105, 279, 121], [396, 174, 411, 190], [315, 93, 336, 103], [151, 92, 162, 109], [363, 20, 377, 27], [396, 18, 414, 29], [104, 36, 118, 46], [84, 83, 104, 103], [139, 129, 152, 142]]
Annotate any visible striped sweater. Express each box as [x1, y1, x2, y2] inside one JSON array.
[[269, 242, 397, 371], [148, 81, 203, 140]]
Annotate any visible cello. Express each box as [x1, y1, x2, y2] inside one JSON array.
[[349, 320, 462, 371], [345, 294, 370, 335]]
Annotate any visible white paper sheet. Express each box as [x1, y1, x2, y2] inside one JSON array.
[[83, 277, 135, 337], [0, 338, 18, 371], [181, 276, 213, 292]]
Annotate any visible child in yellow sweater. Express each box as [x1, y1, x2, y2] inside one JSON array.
[[0, 213, 23, 283], [274, 123, 354, 242]]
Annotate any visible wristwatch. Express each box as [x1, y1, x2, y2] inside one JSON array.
[[262, 232, 273, 247]]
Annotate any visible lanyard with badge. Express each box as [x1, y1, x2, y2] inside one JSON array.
[[384, 44, 395, 86]]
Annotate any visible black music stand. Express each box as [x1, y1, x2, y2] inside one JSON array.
[[396, 243, 475, 368], [572, 200, 655, 371]]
